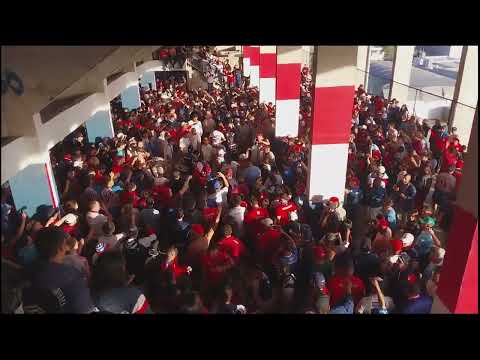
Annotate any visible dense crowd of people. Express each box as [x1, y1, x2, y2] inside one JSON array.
[[1, 47, 466, 314]]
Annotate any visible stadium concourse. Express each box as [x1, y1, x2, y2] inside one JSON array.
[[1, 46, 477, 314]]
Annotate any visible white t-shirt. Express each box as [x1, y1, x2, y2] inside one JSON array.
[[208, 187, 229, 207], [190, 121, 203, 138], [211, 130, 226, 146], [179, 136, 192, 153], [228, 206, 246, 235]]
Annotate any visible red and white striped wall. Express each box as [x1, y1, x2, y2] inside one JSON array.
[[249, 46, 260, 88], [242, 46, 251, 77], [275, 46, 303, 137], [432, 110, 478, 314], [307, 46, 358, 204], [259, 46, 277, 104]]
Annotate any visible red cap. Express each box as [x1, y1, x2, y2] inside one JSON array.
[[146, 227, 156, 236], [407, 273, 418, 284], [329, 197, 339, 204], [191, 224, 205, 236], [390, 238, 403, 254], [349, 177, 360, 187], [313, 245, 327, 261], [378, 218, 389, 230]]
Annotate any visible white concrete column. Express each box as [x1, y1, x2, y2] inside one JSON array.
[[308, 46, 358, 204], [448, 45, 478, 147], [275, 46, 303, 137], [259, 46, 276, 104], [356, 46, 370, 89], [389, 46, 415, 103]]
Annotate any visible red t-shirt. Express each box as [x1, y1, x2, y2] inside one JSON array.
[[217, 235, 247, 263], [327, 275, 365, 307], [161, 257, 189, 281], [244, 207, 269, 224], [61, 224, 78, 236], [202, 207, 219, 225], [256, 228, 283, 263], [275, 202, 298, 226], [201, 251, 232, 288], [120, 190, 139, 208], [441, 151, 458, 172]]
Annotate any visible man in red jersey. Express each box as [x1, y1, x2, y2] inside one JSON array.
[[217, 224, 248, 265], [327, 253, 365, 307], [274, 193, 299, 226]]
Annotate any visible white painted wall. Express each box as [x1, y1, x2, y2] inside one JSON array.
[[34, 93, 108, 153], [106, 72, 139, 102], [1, 136, 44, 185]]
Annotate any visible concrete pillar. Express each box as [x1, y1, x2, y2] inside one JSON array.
[[139, 71, 157, 91], [356, 46, 370, 89], [259, 46, 276, 104], [389, 46, 415, 103], [121, 83, 141, 111], [9, 161, 59, 217], [242, 46, 251, 77], [448, 46, 478, 147], [432, 109, 478, 314], [85, 107, 115, 143], [249, 46, 260, 88], [449, 46, 463, 59], [307, 46, 357, 204], [275, 46, 303, 137]]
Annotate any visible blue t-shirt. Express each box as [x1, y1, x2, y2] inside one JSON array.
[[29, 261, 95, 314], [244, 165, 262, 187], [403, 295, 433, 314], [329, 296, 354, 314]]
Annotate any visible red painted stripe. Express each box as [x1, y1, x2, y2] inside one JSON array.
[[276, 63, 301, 100], [311, 86, 355, 145], [243, 46, 251, 58], [44, 163, 57, 208], [249, 47, 260, 66], [437, 205, 478, 313], [260, 53, 276, 78]]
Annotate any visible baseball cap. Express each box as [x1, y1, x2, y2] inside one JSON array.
[[391, 238, 404, 254], [377, 218, 389, 230], [378, 166, 386, 174], [63, 213, 78, 225], [419, 216, 436, 226], [95, 242, 105, 254], [313, 245, 327, 261], [401, 233, 415, 248]]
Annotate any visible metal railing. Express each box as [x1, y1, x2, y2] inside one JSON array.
[[356, 68, 476, 127]]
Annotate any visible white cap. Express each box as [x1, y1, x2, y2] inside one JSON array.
[[378, 166, 386, 174], [64, 213, 78, 225], [361, 125, 367, 129], [260, 218, 273, 227], [401, 233, 414, 248]]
